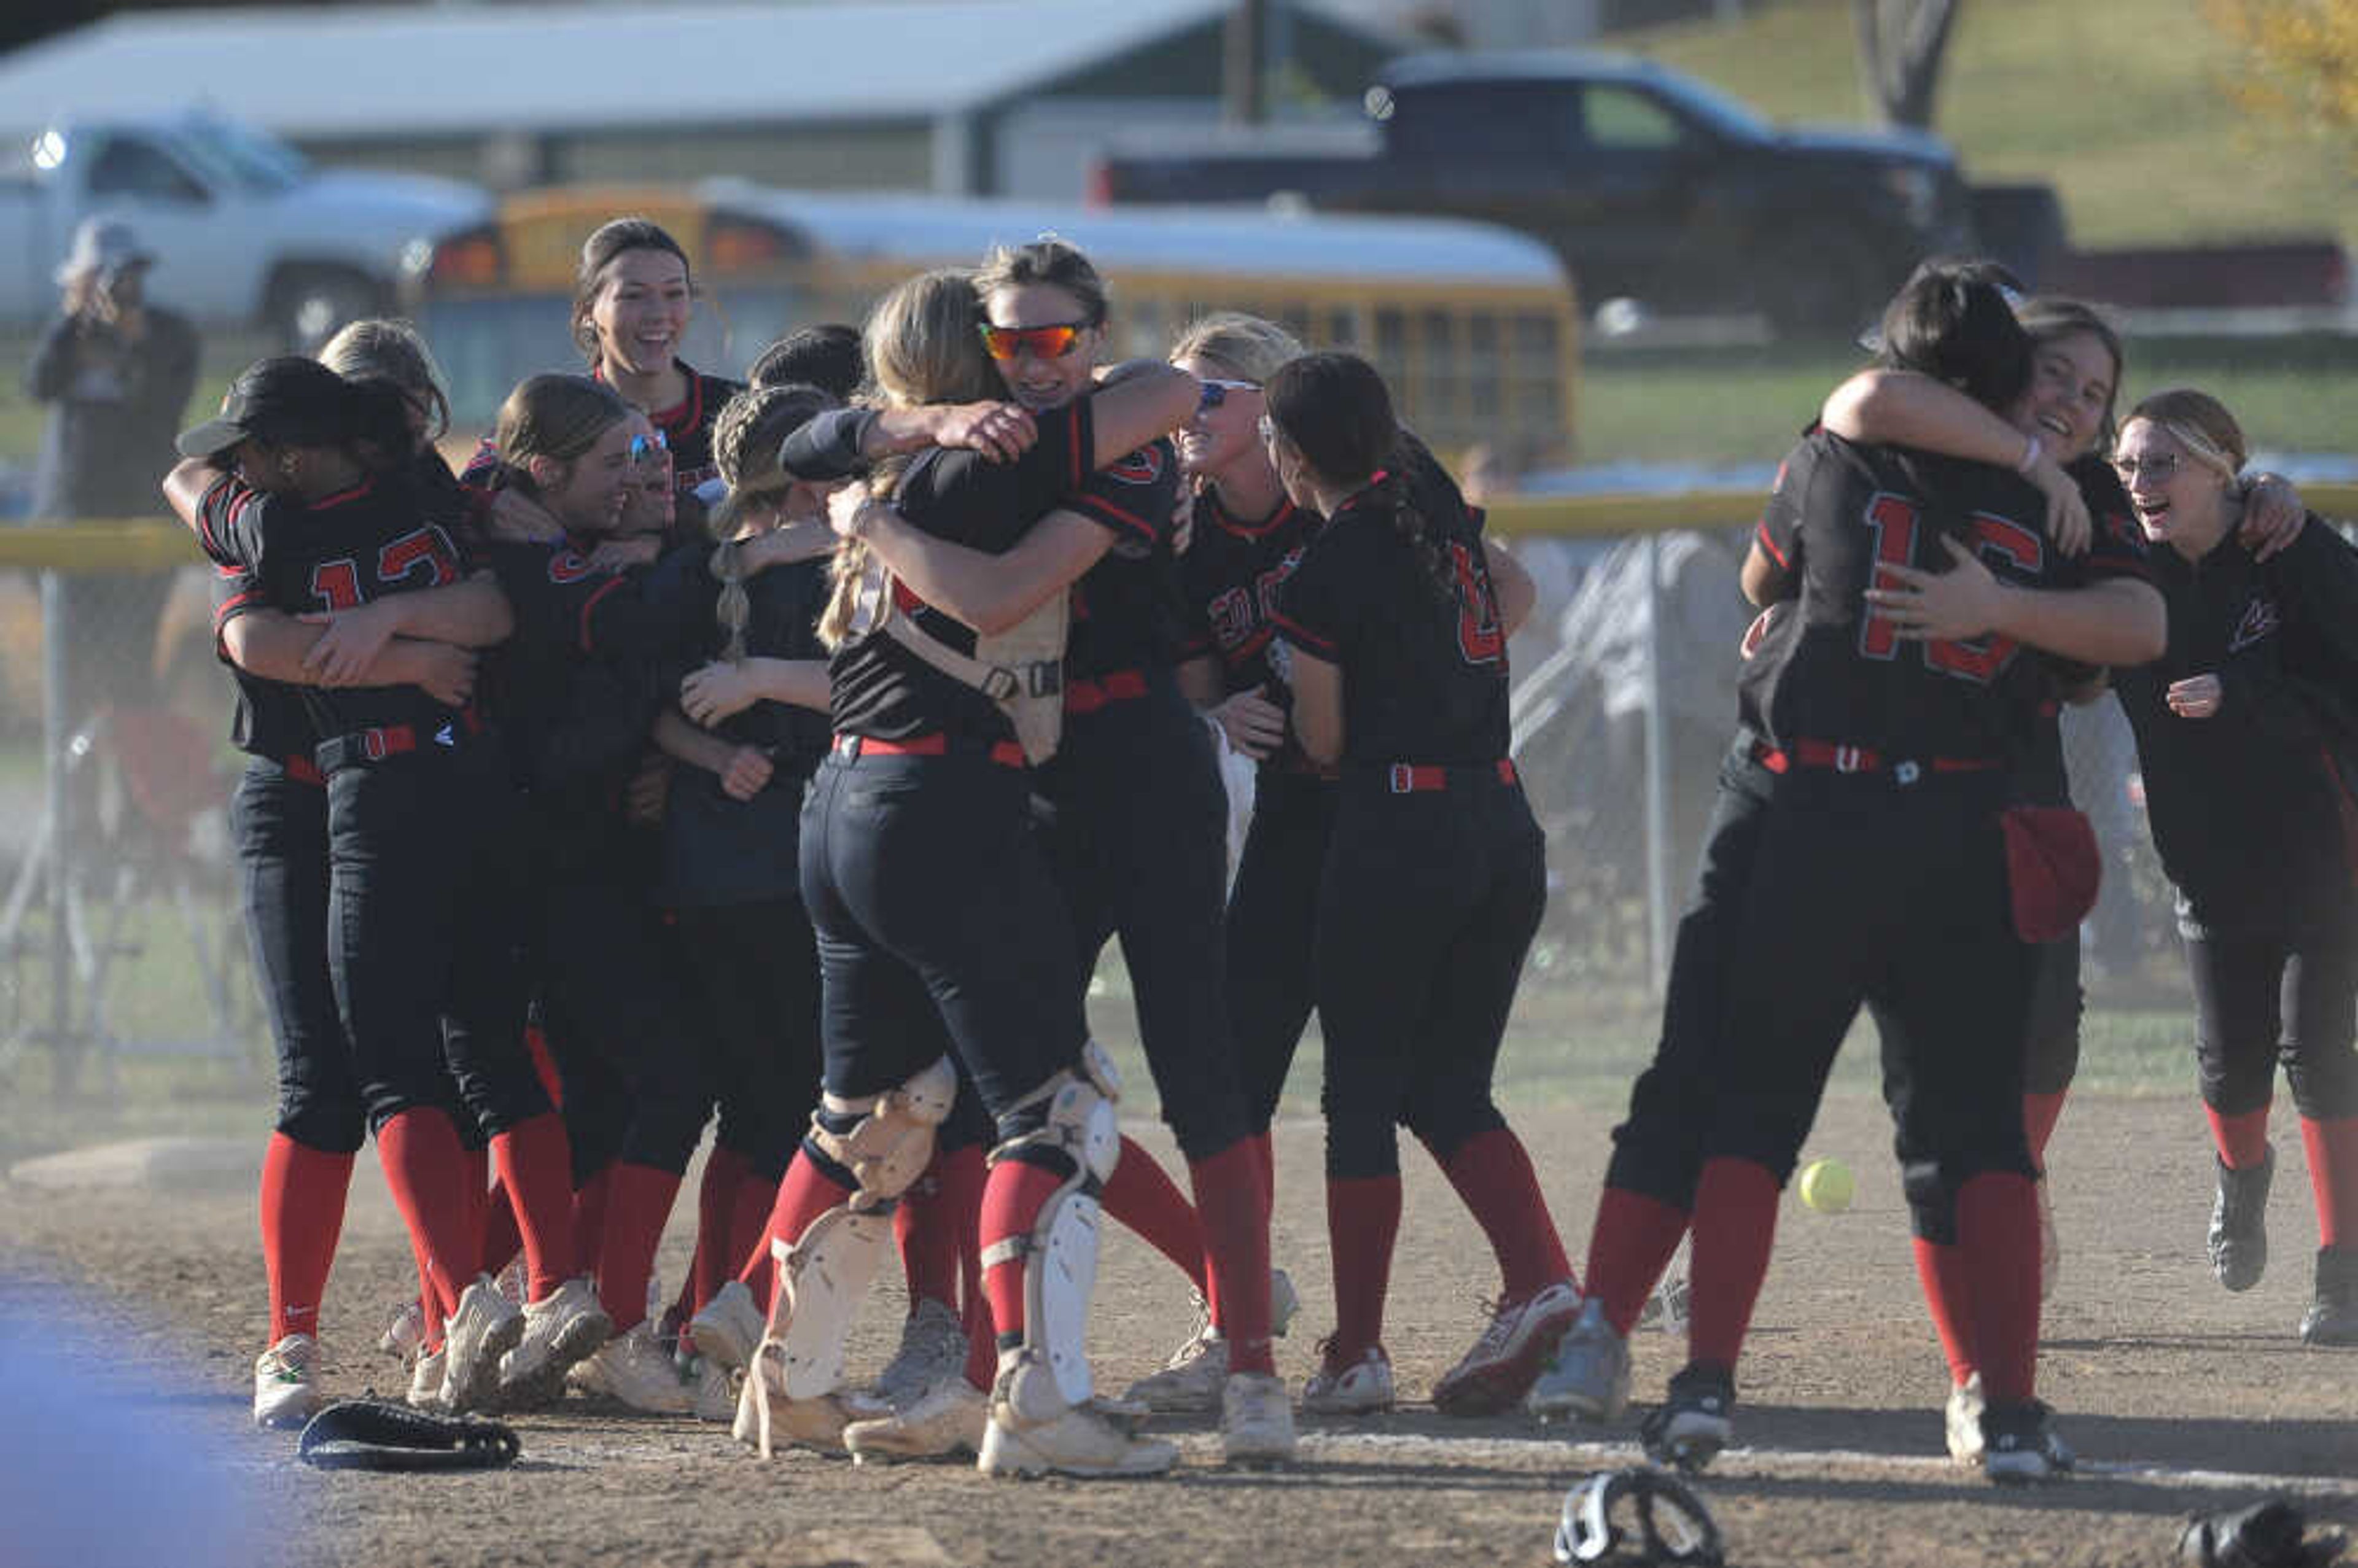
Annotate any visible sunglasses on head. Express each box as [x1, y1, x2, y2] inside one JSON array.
[[628, 430, 669, 466], [979, 321, 1093, 361], [1196, 378, 1260, 412]]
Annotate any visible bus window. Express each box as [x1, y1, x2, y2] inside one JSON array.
[[1420, 308, 1459, 425], [1323, 306, 1358, 349], [1468, 312, 1502, 420], [1373, 307, 1409, 389]]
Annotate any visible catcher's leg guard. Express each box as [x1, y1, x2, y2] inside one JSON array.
[[739, 1057, 957, 1455], [984, 1043, 1124, 1428]]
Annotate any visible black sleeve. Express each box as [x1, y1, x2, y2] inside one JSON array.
[[23, 315, 78, 402], [1754, 436, 1817, 575], [209, 562, 270, 658], [1061, 438, 1178, 548], [2275, 518, 2358, 688], [1274, 529, 1353, 664], [190, 475, 276, 572], [779, 407, 877, 482]]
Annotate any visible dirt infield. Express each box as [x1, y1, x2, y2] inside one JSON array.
[[3, 1091, 2351, 1567]]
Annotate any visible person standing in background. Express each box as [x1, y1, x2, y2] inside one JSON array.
[[26, 218, 200, 718]]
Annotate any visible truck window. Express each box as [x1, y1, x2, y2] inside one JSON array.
[[87, 136, 206, 204], [1390, 83, 1571, 164], [1583, 88, 1687, 152]]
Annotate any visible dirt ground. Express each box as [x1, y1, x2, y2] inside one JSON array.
[[2, 1091, 2352, 1568]]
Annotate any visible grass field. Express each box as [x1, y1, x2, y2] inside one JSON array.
[[1624, 0, 2357, 250]]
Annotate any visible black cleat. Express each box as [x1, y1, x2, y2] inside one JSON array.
[[2300, 1245, 2358, 1346], [2208, 1150, 2273, 1293], [1638, 1362, 1734, 1475]]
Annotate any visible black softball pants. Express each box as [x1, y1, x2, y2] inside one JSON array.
[[2184, 909, 2358, 1121], [1226, 768, 1338, 1133], [1315, 769, 1547, 1180], [674, 896, 825, 1183]]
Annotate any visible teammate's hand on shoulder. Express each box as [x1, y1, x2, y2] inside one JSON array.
[[1863, 534, 2003, 642], [2166, 672, 2223, 720], [934, 402, 1037, 464], [411, 643, 478, 708], [486, 487, 564, 544], [1212, 689, 1287, 759], [624, 751, 671, 825], [720, 746, 774, 802], [586, 535, 660, 572], [2028, 455, 2092, 557], [299, 599, 402, 686], [681, 661, 757, 726], [2238, 473, 2306, 561]]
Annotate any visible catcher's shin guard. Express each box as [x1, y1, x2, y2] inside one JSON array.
[[983, 1042, 1124, 1427], [740, 1058, 958, 1454]]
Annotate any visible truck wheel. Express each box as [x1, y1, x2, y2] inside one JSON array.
[[268, 267, 383, 351]]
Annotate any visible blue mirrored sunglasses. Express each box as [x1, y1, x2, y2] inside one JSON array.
[[628, 430, 669, 466], [1197, 378, 1260, 413]]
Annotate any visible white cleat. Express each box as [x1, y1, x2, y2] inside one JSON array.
[[568, 1321, 695, 1415], [497, 1276, 611, 1410], [252, 1334, 321, 1430], [1123, 1316, 1229, 1414], [1945, 1372, 1986, 1465], [978, 1395, 1178, 1479], [1300, 1343, 1395, 1416], [687, 1279, 765, 1375], [377, 1298, 426, 1363], [1431, 1278, 1582, 1416], [1219, 1370, 1296, 1465], [1526, 1296, 1632, 1424], [405, 1345, 447, 1410], [688, 1356, 739, 1424], [868, 1297, 967, 1409], [733, 1338, 886, 1455], [845, 1375, 990, 1463], [439, 1276, 526, 1415]]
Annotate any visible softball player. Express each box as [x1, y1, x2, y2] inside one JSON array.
[[824, 245, 1289, 1461], [2107, 388, 2358, 1348], [166, 358, 567, 1417], [733, 268, 1199, 1477], [1259, 351, 1574, 1419], [571, 218, 743, 500], [1633, 270, 2163, 1483]]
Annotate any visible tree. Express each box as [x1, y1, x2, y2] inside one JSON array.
[[1852, 0, 1964, 130], [2204, 0, 2358, 143]]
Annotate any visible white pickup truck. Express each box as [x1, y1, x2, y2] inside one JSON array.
[[1, 111, 491, 344]]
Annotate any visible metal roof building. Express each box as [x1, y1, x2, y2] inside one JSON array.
[[0, 0, 1406, 196]]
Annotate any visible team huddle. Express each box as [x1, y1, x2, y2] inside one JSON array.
[[172, 220, 2357, 1485]]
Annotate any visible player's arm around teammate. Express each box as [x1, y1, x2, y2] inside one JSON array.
[[1265, 352, 1579, 1421], [2104, 388, 2358, 1348]]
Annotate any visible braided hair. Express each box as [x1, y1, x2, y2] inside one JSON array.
[[705, 382, 838, 662], [1262, 351, 1452, 602]]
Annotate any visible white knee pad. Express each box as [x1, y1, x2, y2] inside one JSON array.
[[982, 1045, 1124, 1424], [807, 1054, 959, 1211]]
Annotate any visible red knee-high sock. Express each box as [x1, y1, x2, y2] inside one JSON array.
[[723, 1170, 779, 1306], [1912, 1238, 1980, 1388], [2023, 1091, 2069, 1167], [2208, 1104, 2273, 1170], [1102, 1135, 1210, 1297], [754, 1151, 859, 1315], [1686, 1157, 1782, 1371], [1584, 1187, 1692, 1338], [2300, 1116, 2358, 1248], [1189, 1141, 1274, 1374], [979, 1161, 1069, 1349], [478, 1181, 521, 1283], [376, 1108, 479, 1323], [596, 1162, 683, 1332], [1436, 1127, 1574, 1302], [937, 1144, 987, 1324], [260, 1135, 356, 1346], [491, 1111, 578, 1300], [684, 1146, 750, 1320], [962, 1290, 998, 1392], [894, 1152, 967, 1314], [1325, 1174, 1402, 1366], [573, 1165, 615, 1288], [1956, 1172, 2041, 1406]]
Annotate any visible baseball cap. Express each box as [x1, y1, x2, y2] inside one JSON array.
[[55, 217, 155, 285], [176, 357, 356, 459]]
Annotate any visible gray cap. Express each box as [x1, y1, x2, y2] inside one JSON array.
[[55, 217, 155, 285]]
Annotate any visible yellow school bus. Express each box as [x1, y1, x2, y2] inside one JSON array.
[[400, 180, 1581, 464]]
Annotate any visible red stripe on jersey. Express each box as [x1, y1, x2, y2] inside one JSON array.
[[1064, 405, 1086, 491], [1270, 611, 1336, 659], [577, 575, 628, 656], [1754, 518, 1789, 570], [309, 478, 376, 511], [1065, 491, 1156, 542], [1210, 495, 1296, 540]]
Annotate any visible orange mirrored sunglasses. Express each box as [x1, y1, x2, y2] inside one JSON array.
[[979, 321, 1092, 360]]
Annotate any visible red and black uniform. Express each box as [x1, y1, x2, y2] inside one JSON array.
[[1684, 429, 2150, 1413], [2113, 514, 2358, 1161], [1274, 464, 1569, 1362], [196, 470, 568, 1317], [597, 360, 742, 497], [480, 534, 715, 1329], [1030, 432, 1272, 1359]]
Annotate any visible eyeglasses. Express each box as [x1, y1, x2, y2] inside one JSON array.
[[1196, 378, 1260, 413], [2110, 451, 2181, 483], [628, 430, 669, 467], [979, 321, 1092, 361]]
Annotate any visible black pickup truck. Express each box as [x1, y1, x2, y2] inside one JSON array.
[[1091, 52, 1975, 335]]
